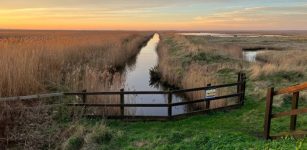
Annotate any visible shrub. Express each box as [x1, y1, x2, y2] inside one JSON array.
[[62, 125, 85, 150], [64, 137, 84, 150], [87, 123, 113, 144]]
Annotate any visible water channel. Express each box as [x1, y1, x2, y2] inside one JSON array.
[[123, 33, 187, 116]]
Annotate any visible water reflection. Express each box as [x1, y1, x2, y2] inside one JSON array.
[[123, 33, 187, 116], [242, 51, 258, 62], [179, 32, 286, 38]]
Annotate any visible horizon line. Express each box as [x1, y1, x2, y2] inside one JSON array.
[[1, 28, 307, 32]]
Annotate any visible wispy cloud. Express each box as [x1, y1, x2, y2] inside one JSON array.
[[193, 5, 307, 24], [1, 0, 307, 30], [187, 5, 307, 30]]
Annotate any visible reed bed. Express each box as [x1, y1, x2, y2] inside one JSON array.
[[174, 33, 307, 101], [157, 33, 244, 109], [0, 30, 152, 97], [0, 30, 152, 148], [250, 50, 307, 79]]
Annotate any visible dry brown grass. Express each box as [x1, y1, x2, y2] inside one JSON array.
[[0, 30, 152, 97], [250, 50, 307, 79], [0, 30, 153, 149], [157, 33, 243, 109]]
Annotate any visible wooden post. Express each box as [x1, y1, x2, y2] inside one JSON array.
[[290, 92, 300, 131], [237, 73, 242, 104], [264, 87, 274, 140], [205, 84, 211, 110], [168, 91, 172, 120], [82, 89, 87, 115], [242, 73, 246, 105], [120, 88, 125, 119]]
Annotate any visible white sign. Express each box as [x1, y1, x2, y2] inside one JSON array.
[[205, 89, 216, 99]]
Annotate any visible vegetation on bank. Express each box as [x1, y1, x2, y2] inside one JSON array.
[[156, 33, 244, 108], [0, 31, 152, 97], [19, 93, 307, 149], [60, 33, 307, 149], [0, 31, 152, 149]]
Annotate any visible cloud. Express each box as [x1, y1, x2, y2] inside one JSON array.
[[194, 5, 307, 22], [0, 0, 196, 9], [1, 0, 307, 30], [190, 5, 307, 30]]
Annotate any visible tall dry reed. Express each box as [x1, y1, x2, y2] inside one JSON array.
[[157, 33, 243, 109], [0, 31, 152, 148], [250, 50, 307, 79], [0, 30, 152, 97]]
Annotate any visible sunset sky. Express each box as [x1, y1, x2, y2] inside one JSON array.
[[1, 0, 307, 30]]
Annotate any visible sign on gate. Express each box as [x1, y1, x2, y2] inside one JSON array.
[[205, 89, 216, 99]]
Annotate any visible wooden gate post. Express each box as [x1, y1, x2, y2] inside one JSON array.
[[242, 73, 246, 105], [290, 92, 300, 131], [237, 73, 242, 104], [120, 88, 125, 119], [205, 84, 211, 109], [82, 89, 87, 115], [168, 91, 173, 120], [264, 87, 274, 140]]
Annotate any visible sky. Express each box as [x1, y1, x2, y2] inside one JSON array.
[[0, 0, 307, 30]]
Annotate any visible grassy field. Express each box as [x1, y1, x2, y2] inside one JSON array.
[[63, 95, 307, 149]]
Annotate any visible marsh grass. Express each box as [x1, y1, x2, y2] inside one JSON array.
[[60, 121, 121, 150], [0, 31, 152, 148], [0, 30, 151, 97], [0, 96, 79, 149], [250, 50, 307, 81], [157, 34, 243, 109]]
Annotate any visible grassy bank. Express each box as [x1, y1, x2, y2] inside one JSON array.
[[105, 97, 307, 149], [52, 93, 307, 149], [156, 33, 245, 108]]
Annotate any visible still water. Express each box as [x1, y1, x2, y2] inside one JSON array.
[[242, 51, 258, 62], [179, 32, 274, 62], [123, 33, 187, 116], [179, 32, 286, 38]]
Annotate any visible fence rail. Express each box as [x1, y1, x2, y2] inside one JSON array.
[[264, 82, 307, 140], [0, 93, 63, 101], [65, 73, 246, 120], [0, 73, 246, 121]]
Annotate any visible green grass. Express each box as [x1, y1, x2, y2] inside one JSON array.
[[259, 71, 305, 85], [65, 91, 306, 149], [65, 137, 84, 150]]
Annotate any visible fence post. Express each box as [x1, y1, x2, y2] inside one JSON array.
[[120, 88, 125, 119], [290, 92, 300, 131], [82, 89, 87, 115], [242, 73, 246, 105], [237, 73, 242, 104], [264, 87, 274, 140], [168, 91, 173, 120], [205, 84, 211, 110]]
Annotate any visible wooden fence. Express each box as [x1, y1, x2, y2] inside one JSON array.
[[0, 73, 246, 121], [264, 82, 307, 140], [65, 73, 246, 120]]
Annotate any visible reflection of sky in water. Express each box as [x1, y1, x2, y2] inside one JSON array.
[[243, 51, 258, 62], [179, 33, 286, 38], [123, 33, 186, 116], [242, 51, 270, 62]]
